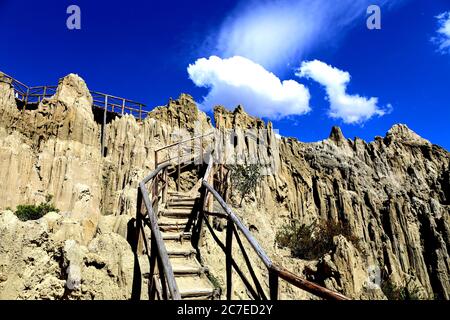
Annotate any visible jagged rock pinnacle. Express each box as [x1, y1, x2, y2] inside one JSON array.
[[329, 126, 346, 145], [386, 124, 430, 145], [234, 105, 245, 114]]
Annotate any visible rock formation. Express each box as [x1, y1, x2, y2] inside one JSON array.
[[212, 105, 450, 300], [0, 74, 211, 299], [0, 73, 448, 300], [0, 74, 102, 245], [0, 210, 134, 299]]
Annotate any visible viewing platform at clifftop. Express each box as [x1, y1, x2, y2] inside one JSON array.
[[0, 71, 149, 121]]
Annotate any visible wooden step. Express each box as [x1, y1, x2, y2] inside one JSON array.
[[160, 225, 187, 232], [172, 260, 206, 276], [161, 231, 192, 242], [150, 258, 205, 277], [165, 242, 196, 258], [181, 288, 216, 300], [158, 216, 189, 232], [161, 208, 193, 218], [167, 201, 197, 208], [166, 204, 196, 211], [167, 248, 196, 258], [168, 192, 192, 198], [169, 197, 198, 203], [158, 216, 189, 226], [162, 207, 193, 213], [168, 192, 201, 199], [176, 275, 216, 300]]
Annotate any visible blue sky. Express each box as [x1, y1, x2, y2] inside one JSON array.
[[1, 0, 449, 149]]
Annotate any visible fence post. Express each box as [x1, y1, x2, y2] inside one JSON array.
[[200, 135, 204, 165], [154, 173, 159, 207], [135, 189, 144, 255], [226, 218, 233, 300], [131, 188, 144, 300], [164, 168, 168, 202], [207, 166, 214, 212], [177, 143, 181, 192], [157, 253, 168, 300], [101, 95, 108, 156], [149, 236, 158, 300], [162, 168, 167, 204], [269, 268, 279, 300], [122, 99, 125, 115], [22, 87, 29, 112]]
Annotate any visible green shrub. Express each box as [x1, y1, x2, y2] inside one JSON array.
[[230, 164, 262, 207], [276, 220, 360, 260], [381, 278, 424, 300], [14, 196, 59, 221]]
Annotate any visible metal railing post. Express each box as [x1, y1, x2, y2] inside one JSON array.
[[101, 95, 108, 156]]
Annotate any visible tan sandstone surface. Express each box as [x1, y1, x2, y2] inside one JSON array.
[[203, 105, 449, 300]]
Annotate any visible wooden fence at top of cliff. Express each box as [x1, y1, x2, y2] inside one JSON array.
[[0, 71, 149, 121]]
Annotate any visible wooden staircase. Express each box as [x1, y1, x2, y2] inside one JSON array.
[[155, 190, 219, 300], [135, 134, 349, 301]]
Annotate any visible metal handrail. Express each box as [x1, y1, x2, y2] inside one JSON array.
[[91, 90, 145, 106]]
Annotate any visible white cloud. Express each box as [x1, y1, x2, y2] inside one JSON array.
[[433, 11, 450, 54], [297, 60, 390, 124], [187, 56, 311, 119], [215, 0, 405, 70]]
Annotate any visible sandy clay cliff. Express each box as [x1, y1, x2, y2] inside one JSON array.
[[0, 73, 448, 300]]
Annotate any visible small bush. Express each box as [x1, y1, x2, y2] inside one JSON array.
[[381, 278, 424, 300], [230, 164, 262, 207], [14, 196, 59, 221], [276, 220, 360, 260]]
